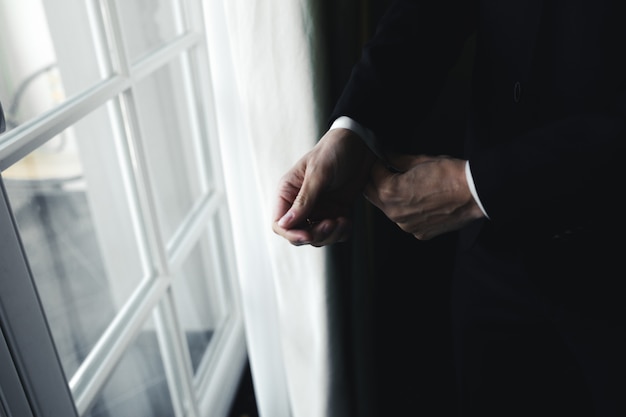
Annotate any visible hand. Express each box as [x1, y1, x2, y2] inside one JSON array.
[[364, 154, 485, 240], [272, 128, 376, 246]]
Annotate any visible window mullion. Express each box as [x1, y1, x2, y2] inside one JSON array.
[[98, 0, 132, 76], [0, 76, 129, 170], [85, 0, 114, 78], [129, 33, 203, 83], [69, 276, 170, 415], [166, 190, 222, 270], [153, 292, 201, 417], [117, 88, 171, 276]]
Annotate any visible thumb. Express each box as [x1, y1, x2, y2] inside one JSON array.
[[364, 159, 395, 207], [277, 174, 323, 229]]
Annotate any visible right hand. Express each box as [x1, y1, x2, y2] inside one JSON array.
[[272, 128, 375, 247]]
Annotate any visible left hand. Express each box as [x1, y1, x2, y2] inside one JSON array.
[[364, 154, 485, 240]]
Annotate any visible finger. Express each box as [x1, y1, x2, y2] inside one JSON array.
[[364, 160, 393, 208], [276, 172, 325, 230], [272, 221, 314, 246], [314, 217, 352, 246], [273, 192, 297, 226], [273, 170, 305, 222], [307, 219, 335, 247], [308, 217, 352, 247], [273, 216, 351, 247]]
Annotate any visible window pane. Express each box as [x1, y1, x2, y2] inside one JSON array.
[[83, 317, 176, 417], [114, 0, 183, 63], [3, 104, 146, 379], [171, 221, 232, 374], [0, 0, 103, 133], [133, 58, 206, 243]]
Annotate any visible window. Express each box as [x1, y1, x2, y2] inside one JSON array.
[[0, 1, 246, 416]]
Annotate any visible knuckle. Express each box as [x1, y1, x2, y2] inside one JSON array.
[[293, 193, 307, 207], [379, 187, 396, 204]]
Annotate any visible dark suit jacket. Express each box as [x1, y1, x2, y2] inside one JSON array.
[[331, 0, 626, 318]]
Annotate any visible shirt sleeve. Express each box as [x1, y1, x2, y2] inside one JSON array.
[[465, 160, 490, 219], [329, 116, 377, 145]]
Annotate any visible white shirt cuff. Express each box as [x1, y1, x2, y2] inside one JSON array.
[[329, 116, 377, 144], [465, 160, 490, 219]]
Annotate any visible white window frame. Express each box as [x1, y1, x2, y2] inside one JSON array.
[[0, 0, 247, 416]]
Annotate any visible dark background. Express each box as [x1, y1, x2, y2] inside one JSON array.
[[322, 1, 474, 416]]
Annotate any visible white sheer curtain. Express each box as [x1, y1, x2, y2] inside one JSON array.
[[202, 1, 344, 416]]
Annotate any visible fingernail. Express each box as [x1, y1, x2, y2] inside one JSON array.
[[278, 211, 294, 228]]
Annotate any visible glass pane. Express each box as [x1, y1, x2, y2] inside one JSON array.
[[133, 58, 206, 243], [2, 103, 146, 379], [114, 0, 183, 63], [83, 317, 176, 417], [171, 221, 232, 374], [0, 0, 103, 133]]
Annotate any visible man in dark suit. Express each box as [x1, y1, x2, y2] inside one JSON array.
[[273, 0, 626, 415]]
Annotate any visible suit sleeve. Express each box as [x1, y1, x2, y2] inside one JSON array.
[[330, 0, 476, 152], [470, 104, 626, 233], [468, 4, 626, 233]]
